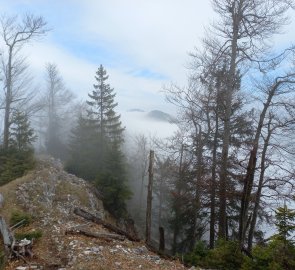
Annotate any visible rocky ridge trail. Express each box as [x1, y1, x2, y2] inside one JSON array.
[[0, 157, 188, 270]]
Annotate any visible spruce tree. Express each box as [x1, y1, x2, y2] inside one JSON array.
[[275, 205, 295, 243], [86, 64, 124, 146], [0, 110, 36, 185], [66, 115, 102, 181], [67, 65, 130, 218], [9, 110, 37, 151]]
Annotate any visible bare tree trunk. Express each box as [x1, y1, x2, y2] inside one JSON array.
[[238, 80, 284, 245], [210, 111, 219, 248], [66, 228, 126, 241], [218, 1, 241, 239], [172, 144, 184, 254], [1, 15, 48, 149], [247, 117, 272, 250], [73, 208, 139, 241], [159, 226, 165, 252], [158, 176, 164, 227], [3, 47, 12, 149], [189, 125, 203, 250], [145, 150, 154, 244]]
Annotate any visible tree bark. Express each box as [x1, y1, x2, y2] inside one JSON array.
[[218, 0, 241, 239], [238, 79, 285, 246], [145, 150, 154, 244], [73, 208, 139, 242], [247, 117, 272, 250], [209, 86, 220, 249], [159, 226, 165, 252], [3, 47, 13, 149], [66, 228, 126, 241], [172, 144, 184, 254]]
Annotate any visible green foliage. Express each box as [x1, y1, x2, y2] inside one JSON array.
[[10, 210, 32, 227], [66, 116, 103, 181], [0, 251, 5, 270], [242, 206, 295, 270], [9, 110, 37, 151], [0, 148, 35, 186], [204, 240, 243, 270], [183, 241, 209, 266], [15, 229, 43, 241], [242, 238, 295, 270], [184, 240, 243, 270], [86, 64, 125, 144], [66, 65, 131, 219], [275, 205, 295, 242], [96, 172, 131, 218], [0, 111, 36, 185]]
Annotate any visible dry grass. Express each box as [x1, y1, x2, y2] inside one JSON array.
[[0, 170, 35, 221], [1, 159, 188, 270]]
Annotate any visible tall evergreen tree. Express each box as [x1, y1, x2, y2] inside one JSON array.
[[9, 110, 37, 151], [67, 65, 130, 218], [86, 64, 124, 146], [0, 110, 36, 185], [66, 115, 101, 181]]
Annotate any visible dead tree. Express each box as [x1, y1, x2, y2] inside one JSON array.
[[66, 228, 126, 241], [0, 216, 14, 253], [145, 150, 154, 244], [73, 208, 139, 242], [0, 14, 48, 149], [239, 70, 295, 246]]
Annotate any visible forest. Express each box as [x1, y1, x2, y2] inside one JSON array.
[[1, 1, 295, 269]]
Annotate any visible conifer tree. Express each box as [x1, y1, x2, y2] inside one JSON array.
[[66, 114, 102, 181], [275, 205, 295, 243], [9, 110, 36, 151], [0, 110, 36, 185], [67, 65, 130, 218], [86, 64, 124, 146]]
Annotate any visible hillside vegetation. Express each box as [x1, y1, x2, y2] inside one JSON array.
[[0, 157, 187, 270]]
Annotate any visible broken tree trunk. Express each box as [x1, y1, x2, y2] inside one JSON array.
[[0, 215, 32, 263], [145, 150, 154, 244], [0, 216, 14, 250], [73, 208, 139, 242], [66, 228, 125, 241]]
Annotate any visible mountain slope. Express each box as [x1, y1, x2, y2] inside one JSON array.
[[0, 157, 187, 270]]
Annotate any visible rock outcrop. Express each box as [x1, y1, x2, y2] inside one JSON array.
[[0, 157, 187, 270]]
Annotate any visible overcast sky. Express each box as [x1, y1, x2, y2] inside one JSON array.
[[1, 0, 294, 114]]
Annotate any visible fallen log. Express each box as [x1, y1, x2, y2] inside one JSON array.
[[66, 228, 125, 241], [73, 208, 140, 242]]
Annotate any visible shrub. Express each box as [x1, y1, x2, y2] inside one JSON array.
[[15, 229, 43, 241], [10, 211, 32, 227], [183, 240, 243, 270], [95, 172, 132, 218], [183, 241, 209, 266], [242, 237, 295, 270], [204, 240, 244, 270]]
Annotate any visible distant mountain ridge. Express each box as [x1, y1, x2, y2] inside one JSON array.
[[146, 110, 177, 123], [127, 108, 145, 112], [127, 109, 177, 124]]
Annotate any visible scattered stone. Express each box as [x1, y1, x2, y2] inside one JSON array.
[[149, 255, 161, 262], [16, 267, 27, 270], [133, 246, 148, 255]]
